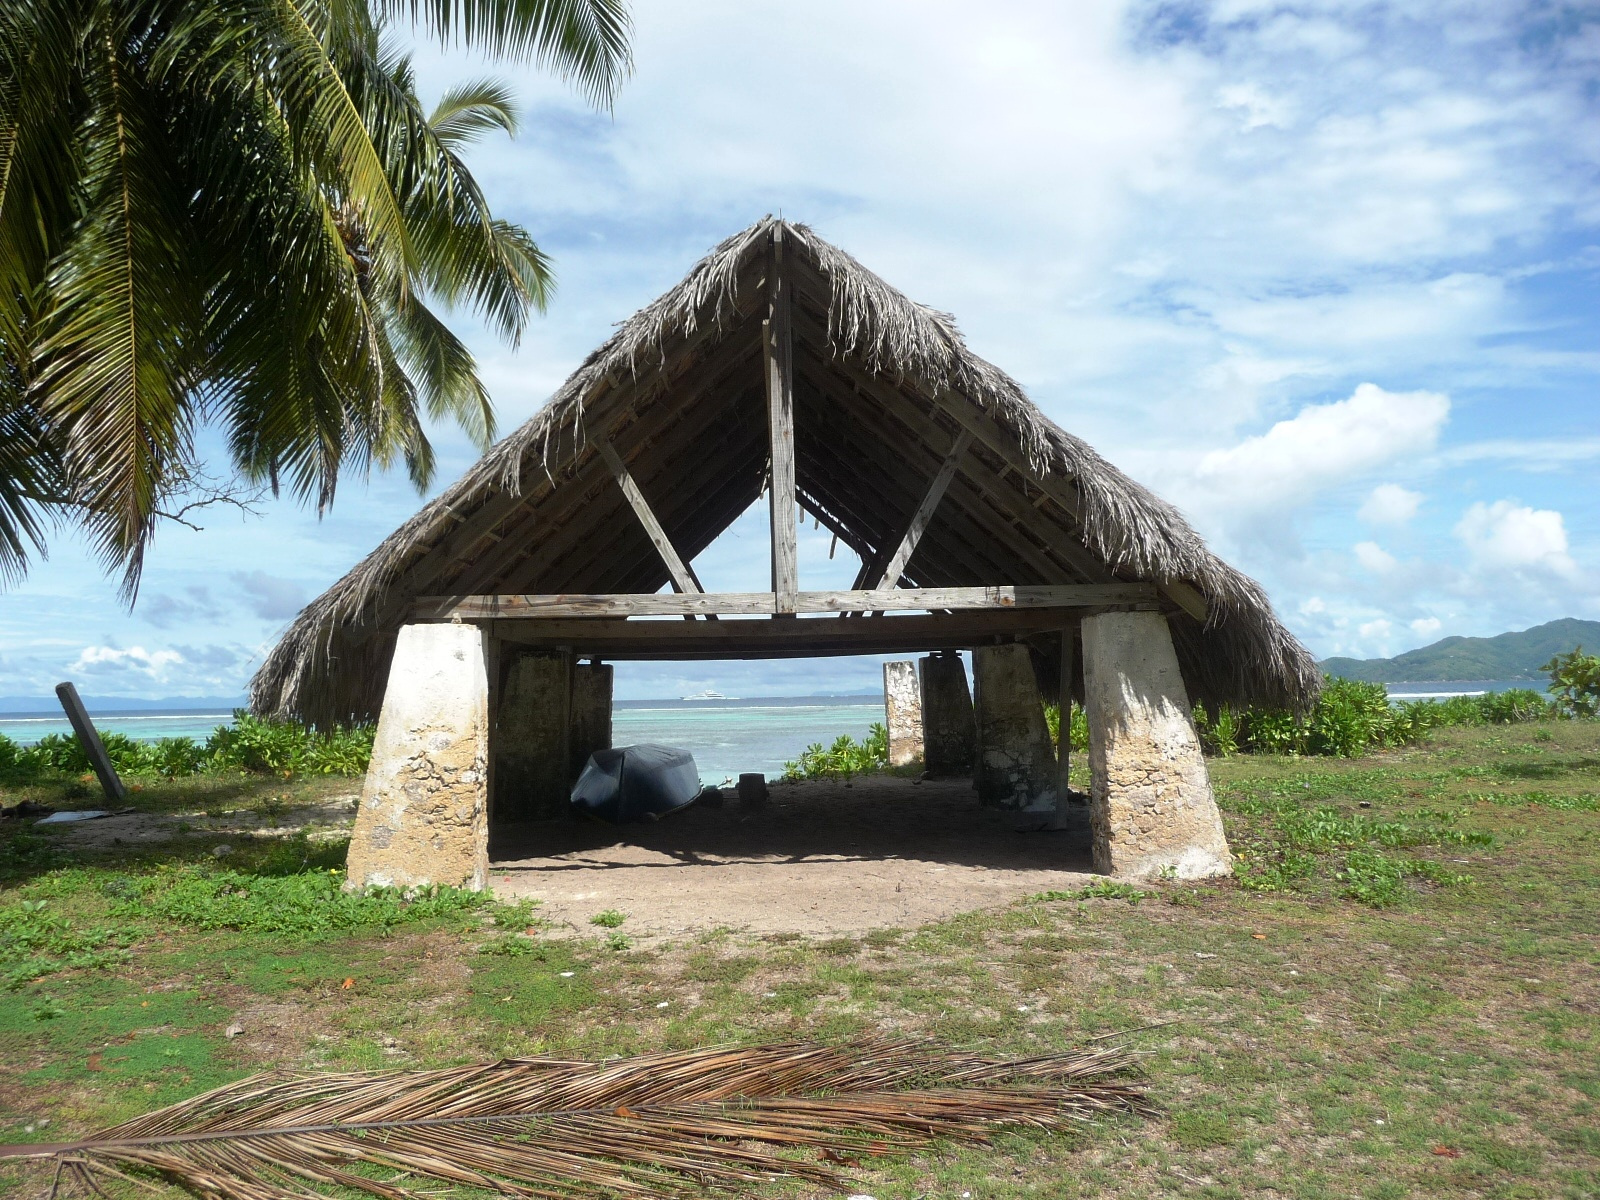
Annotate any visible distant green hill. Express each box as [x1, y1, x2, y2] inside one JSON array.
[[1320, 618, 1600, 683]]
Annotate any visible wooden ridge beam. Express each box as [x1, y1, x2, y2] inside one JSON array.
[[418, 583, 1156, 621]]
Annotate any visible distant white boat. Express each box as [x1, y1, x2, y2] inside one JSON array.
[[680, 689, 734, 701]]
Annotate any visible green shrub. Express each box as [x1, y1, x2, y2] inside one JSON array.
[[783, 723, 889, 781], [1043, 703, 1089, 753], [1543, 647, 1600, 717], [1241, 708, 1303, 755], [1308, 678, 1391, 756]]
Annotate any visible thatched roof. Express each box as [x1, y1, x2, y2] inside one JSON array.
[[251, 217, 1319, 726]]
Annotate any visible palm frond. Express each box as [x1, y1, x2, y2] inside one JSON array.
[[430, 78, 520, 146], [0, 1040, 1151, 1200], [389, 0, 633, 107]]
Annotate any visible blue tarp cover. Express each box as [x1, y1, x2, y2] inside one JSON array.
[[569, 744, 702, 823]]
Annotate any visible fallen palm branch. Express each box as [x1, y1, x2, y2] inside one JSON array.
[[0, 1039, 1153, 1199]]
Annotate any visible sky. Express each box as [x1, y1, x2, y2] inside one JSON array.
[[2, 0, 1598, 704]]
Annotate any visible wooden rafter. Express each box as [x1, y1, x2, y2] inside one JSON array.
[[596, 439, 703, 595], [873, 429, 974, 589]]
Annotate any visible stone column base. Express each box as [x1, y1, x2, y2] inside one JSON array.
[[346, 623, 489, 892], [1082, 610, 1232, 880], [883, 660, 923, 767], [972, 643, 1057, 808], [920, 651, 975, 776]]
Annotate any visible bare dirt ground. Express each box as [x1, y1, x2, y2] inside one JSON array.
[[491, 776, 1097, 935], [42, 777, 1097, 935]]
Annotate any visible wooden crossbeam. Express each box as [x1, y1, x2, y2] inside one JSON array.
[[873, 429, 974, 590], [764, 226, 799, 612], [418, 583, 1156, 621], [596, 438, 703, 596], [487, 608, 1089, 660]]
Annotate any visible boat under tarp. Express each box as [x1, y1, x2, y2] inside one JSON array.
[[570, 744, 703, 824]]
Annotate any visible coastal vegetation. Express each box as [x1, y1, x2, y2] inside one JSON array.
[[0, 712, 374, 787], [0, 0, 632, 590], [1, 719, 1595, 1198]]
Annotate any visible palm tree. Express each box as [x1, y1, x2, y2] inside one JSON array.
[[0, 0, 630, 593]]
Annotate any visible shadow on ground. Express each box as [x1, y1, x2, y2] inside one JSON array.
[[489, 776, 1098, 935]]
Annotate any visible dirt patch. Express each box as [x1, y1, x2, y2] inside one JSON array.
[[43, 794, 360, 852], [490, 776, 1097, 935]]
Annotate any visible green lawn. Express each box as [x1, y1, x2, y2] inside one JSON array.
[[1, 721, 1596, 1199]]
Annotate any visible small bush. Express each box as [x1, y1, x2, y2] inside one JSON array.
[[1543, 647, 1600, 717], [783, 723, 889, 781], [0, 711, 375, 785]]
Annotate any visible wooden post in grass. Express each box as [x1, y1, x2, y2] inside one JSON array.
[[54, 681, 127, 804]]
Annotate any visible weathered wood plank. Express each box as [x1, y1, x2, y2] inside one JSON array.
[[873, 429, 974, 589], [764, 227, 799, 611], [54, 681, 126, 804], [488, 608, 1088, 658], [419, 584, 1156, 620], [597, 439, 702, 595]]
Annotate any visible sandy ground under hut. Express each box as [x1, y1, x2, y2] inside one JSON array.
[[491, 776, 1097, 936]]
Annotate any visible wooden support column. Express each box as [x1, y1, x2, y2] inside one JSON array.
[[54, 682, 126, 805], [764, 225, 798, 612]]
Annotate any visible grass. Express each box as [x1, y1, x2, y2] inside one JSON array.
[[0, 720, 1596, 1198]]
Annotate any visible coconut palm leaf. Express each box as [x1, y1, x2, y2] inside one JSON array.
[[0, 1040, 1152, 1200], [0, 0, 629, 595]]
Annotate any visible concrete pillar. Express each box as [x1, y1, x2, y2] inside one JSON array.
[[882, 660, 923, 767], [919, 651, 975, 776], [1081, 610, 1232, 880], [570, 660, 613, 779], [971, 643, 1057, 808], [494, 649, 572, 822], [346, 622, 489, 891]]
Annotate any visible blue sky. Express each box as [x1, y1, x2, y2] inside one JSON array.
[[3, 0, 1597, 703]]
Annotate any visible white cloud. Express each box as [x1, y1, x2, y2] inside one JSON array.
[[1191, 383, 1450, 514], [1454, 500, 1577, 577], [71, 645, 185, 675], [1410, 617, 1443, 638], [1359, 483, 1423, 526], [1358, 618, 1393, 644], [1353, 541, 1397, 573]]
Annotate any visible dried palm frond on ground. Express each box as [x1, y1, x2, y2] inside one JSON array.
[[1, 1039, 1152, 1200]]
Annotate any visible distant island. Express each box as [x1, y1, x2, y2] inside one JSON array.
[[1321, 618, 1599, 683]]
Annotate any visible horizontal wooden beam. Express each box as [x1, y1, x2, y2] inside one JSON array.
[[485, 609, 1090, 660], [418, 583, 1156, 621]]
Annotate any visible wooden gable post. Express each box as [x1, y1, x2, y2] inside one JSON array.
[[764, 225, 799, 612]]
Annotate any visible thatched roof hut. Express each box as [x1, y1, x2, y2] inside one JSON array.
[[251, 217, 1318, 728]]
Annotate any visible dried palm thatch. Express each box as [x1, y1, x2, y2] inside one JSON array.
[[250, 216, 1320, 726], [4, 1040, 1151, 1200]]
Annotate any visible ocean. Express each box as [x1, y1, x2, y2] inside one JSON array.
[[0, 681, 1551, 784], [0, 696, 889, 784]]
